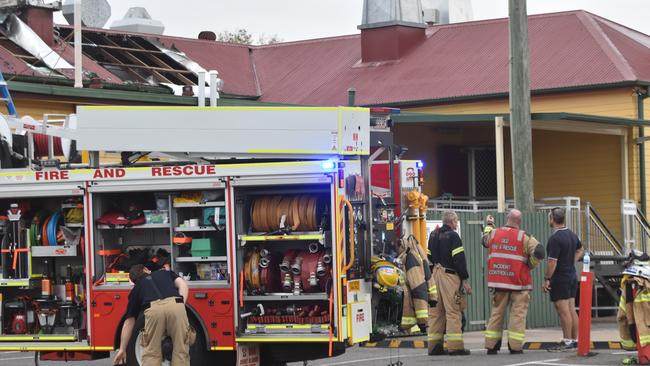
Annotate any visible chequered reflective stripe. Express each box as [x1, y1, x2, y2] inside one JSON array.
[[634, 293, 650, 303], [619, 296, 627, 313], [428, 333, 444, 341], [451, 247, 465, 256], [415, 309, 429, 319], [508, 330, 525, 342], [484, 330, 502, 340], [640, 335, 650, 346], [446, 333, 463, 341], [529, 256, 540, 267], [401, 317, 416, 326], [621, 338, 636, 349], [488, 253, 527, 262]]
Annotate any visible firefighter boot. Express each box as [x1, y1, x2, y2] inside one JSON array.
[[487, 340, 502, 355]]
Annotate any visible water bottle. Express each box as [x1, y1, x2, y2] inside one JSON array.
[[582, 251, 590, 272]]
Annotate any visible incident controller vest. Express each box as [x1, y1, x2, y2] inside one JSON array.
[[487, 227, 532, 290]]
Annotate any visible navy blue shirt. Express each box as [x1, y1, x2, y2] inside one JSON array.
[[547, 228, 582, 280], [125, 270, 180, 318]]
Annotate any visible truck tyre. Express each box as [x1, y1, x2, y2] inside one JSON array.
[[126, 311, 208, 366]]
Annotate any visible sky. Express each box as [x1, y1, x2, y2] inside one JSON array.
[[52, 0, 650, 42]]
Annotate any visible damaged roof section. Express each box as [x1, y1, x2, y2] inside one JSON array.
[[0, 13, 69, 78], [57, 27, 204, 86]]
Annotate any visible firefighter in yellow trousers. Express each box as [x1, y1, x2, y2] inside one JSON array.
[[617, 278, 638, 351], [482, 209, 545, 355], [398, 235, 436, 331], [618, 261, 650, 358], [427, 210, 472, 356]]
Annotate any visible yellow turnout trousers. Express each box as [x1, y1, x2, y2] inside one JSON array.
[[484, 289, 530, 352], [428, 265, 465, 352], [141, 297, 190, 366]]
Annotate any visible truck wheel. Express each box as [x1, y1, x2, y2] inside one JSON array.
[[126, 312, 208, 366]]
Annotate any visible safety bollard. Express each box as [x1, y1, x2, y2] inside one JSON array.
[[577, 271, 593, 356]]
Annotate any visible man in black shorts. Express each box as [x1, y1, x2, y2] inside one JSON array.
[[542, 207, 584, 351]]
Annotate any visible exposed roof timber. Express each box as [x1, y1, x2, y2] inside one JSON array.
[[122, 38, 192, 84], [81, 43, 165, 55], [392, 112, 650, 127], [59, 28, 197, 86], [94, 47, 148, 83], [96, 61, 193, 75]]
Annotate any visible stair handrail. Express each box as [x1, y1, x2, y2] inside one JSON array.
[[586, 202, 624, 256]]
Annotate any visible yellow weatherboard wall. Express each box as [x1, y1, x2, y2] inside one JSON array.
[[14, 99, 75, 118], [398, 87, 640, 236]]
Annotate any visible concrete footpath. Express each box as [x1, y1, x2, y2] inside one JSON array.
[[363, 317, 621, 350]]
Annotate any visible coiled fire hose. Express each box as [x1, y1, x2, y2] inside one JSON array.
[[244, 246, 331, 294], [251, 195, 322, 232], [418, 193, 429, 253], [341, 198, 355, 273], [406, 190, 423, 247]]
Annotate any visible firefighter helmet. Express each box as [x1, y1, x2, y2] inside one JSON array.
[[623, 263, 650, 282], [371, 257, 401, 289]]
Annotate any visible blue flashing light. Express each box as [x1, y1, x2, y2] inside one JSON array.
[[416, 161, 424, 169], [321, 160, 336, 170]]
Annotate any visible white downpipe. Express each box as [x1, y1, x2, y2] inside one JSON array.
[[495, 116, 506, 212], [73, 0, 82, 88], [197, 71, 206, 107], [209, 70, 218, 107]]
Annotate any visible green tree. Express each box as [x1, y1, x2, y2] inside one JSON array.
[[217, 29, 253, 44], [217, 29, 282, 45]]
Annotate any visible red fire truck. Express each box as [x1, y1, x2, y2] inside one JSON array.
[[0, 106, 424, 365]]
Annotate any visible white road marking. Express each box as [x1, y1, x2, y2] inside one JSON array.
[[612, 350, 636, 355], [315, 348, 488, 366], [504, 359, 560, 366], [318, 353, 426, 366]]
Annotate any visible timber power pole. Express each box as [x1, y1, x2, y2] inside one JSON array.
[[508, 0, 535, 212]]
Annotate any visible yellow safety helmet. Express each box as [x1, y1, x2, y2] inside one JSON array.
[[371, 257, 401, 289], [65, 208, 84, 224]]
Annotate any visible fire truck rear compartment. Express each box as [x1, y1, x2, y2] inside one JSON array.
[[233, 182, 337, 340], [0, 195, 87, 343]]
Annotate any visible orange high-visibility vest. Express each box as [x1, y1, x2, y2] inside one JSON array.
[[487, 227, 532, 290]]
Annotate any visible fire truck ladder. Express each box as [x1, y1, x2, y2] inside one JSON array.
[[0, 72, 17, 116]]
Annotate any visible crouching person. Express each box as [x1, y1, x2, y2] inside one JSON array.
[[113, 264, 191, 366]]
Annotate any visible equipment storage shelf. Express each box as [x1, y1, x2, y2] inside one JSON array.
[[91, 188, 232, 287], [171, 190, 229, 285], [232, 180, 335, 339], [239, 232, 326, 245], [174, 226, 218, 232], [0, 195, 86, 343], [245, 323, 330, 335], [173, 201, 225, 208], [243, 293, 329, 301], [97, 223, 170, 229], [175, 256, 227, 262], [91, 190, 172, 287]]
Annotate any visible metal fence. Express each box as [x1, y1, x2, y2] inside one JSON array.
[[426, 196, 650, 330], [426, 210, 560, 331]]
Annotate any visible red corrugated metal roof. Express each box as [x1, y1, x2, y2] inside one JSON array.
[[154, 34, 259, 97], [251, 10, 650, 106], [0, 10, 647, 105]]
